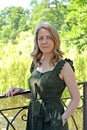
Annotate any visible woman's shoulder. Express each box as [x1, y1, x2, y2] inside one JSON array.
[[64, 58, 75, 72]]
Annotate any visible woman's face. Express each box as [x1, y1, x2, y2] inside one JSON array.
[[37, 28, 54, 54]]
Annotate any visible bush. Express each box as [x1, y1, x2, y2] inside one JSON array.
[[74, 51, 87, 82], [0, 41, 33, 94]]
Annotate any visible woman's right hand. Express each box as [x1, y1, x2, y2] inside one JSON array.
[[5, 87, 22, 97]]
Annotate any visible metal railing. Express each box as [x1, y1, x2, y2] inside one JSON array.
[[0, 81, 87, 130]]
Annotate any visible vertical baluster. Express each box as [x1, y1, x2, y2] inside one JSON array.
[[83, 82, 87, 130]]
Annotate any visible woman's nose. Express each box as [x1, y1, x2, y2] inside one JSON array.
[[42, 38, 46, 43]]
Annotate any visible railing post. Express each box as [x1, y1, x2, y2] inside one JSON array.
[[83, 82, 87, 130]]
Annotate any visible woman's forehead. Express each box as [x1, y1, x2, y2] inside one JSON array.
[[38, 28, 51, 36]]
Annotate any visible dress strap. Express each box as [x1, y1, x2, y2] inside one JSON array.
[[54, 58, 75, 75], [65, 58, 75, 71], [30, 61, 35, 73]]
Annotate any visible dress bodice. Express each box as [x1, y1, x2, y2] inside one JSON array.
[[29, 59, 74, 101], [29, 61, 65, 101]]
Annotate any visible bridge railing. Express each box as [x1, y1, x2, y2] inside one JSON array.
[[0, 81, 87, 130]]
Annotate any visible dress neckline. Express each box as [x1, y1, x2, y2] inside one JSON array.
[[36, 70, 52, 75], [36, 59, 62, 74]]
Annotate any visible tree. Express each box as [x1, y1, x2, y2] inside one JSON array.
[[28, 0, 66, 32], [0, 6, 30, 40], [61, 0, 87, 52]]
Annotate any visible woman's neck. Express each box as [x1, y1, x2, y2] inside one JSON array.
[[42, 53, 53, 61]]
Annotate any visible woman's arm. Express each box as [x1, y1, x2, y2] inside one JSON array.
[[5, 87, 32, 99], [60, 62, 80, 125]]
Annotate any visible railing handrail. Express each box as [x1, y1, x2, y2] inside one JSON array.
[[77, 81, 87, 86], [0, 90, 31, 99], [0, 81, 87, 99]]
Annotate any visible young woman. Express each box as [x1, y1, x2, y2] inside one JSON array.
[[6, 22, 80, 130]]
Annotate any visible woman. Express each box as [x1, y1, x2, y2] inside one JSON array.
[[6, 22, 80, 130]]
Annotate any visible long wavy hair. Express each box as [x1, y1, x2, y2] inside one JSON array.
[[31, 22, 64, 66]]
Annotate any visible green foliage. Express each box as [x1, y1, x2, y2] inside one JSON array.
[[74, 51, 87, 82], [61, 0, 87, 52], [28, 0, 65, 33], [0, 6, 30, 40], [0, 0, 86, 52], [61, 44, 87, 83], [29, 0, 87, 52], [0, 33, 33, 94]]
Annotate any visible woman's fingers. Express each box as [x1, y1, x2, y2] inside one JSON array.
[[5, 87, 20, 97]]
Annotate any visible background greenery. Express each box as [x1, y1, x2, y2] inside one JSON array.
[[0, 0, 87, 94]]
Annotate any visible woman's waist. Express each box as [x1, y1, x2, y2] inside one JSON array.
[[30, 97, 64, 123], [31, 96, 62, 103]]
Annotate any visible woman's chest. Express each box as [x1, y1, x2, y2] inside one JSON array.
[[29, 70, 64, 89]]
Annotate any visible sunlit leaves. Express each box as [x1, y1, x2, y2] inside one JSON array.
[[0, 6, 30, 40], [61, 0, 87, 52]]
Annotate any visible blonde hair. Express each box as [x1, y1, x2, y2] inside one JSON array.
[[31, 22, 64, 66]]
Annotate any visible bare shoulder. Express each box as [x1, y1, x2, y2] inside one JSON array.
[[59, 61, 74, 80], [61, 61, 74, 76]]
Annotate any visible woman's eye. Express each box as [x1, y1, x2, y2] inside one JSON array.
[[38, 35, 52, 42], [38, 37, 43, 41], [47, 36, 52, 39]]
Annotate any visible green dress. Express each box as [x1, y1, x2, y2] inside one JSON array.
[[26, 59, 74, 130]]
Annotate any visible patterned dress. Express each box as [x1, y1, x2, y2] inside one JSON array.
[[26, 59, 74, 130]]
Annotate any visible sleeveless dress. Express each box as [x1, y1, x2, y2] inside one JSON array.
[[26, 59, 74, 130]]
